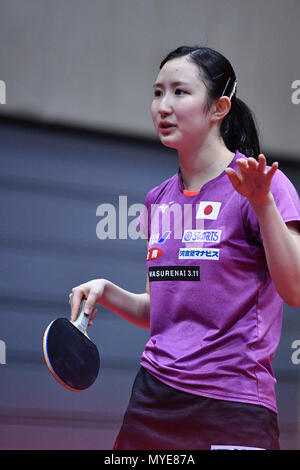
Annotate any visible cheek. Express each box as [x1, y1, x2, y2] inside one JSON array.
[[179, 102, 208, 127], [151, 102, 158, 124]]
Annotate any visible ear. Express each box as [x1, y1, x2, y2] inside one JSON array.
[[210, 96, 231, 123]]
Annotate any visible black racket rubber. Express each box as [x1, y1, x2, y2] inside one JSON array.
[[44, 318, 100, 391]]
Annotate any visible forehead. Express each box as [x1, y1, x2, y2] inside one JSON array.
[[155, 56, 202, 87]]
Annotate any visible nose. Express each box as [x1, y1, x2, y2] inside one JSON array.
[[158, 93, 173, 116]]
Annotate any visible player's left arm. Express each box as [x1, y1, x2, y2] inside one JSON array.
[[226, 154, 300, 307]]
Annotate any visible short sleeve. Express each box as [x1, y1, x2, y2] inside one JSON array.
[[241, 168, 300, 244], [270, 169, 300, 224]]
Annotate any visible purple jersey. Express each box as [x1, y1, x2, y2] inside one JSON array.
[[138, 151, 300, 414]]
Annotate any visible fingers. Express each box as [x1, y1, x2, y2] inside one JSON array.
[[225, 167, 241, 190], [247, 155, 267, 172], [69, 280, 104, 322], [246, 157, 258, 170], [257, 154, 266, 172], [236, 158, 248, 169], [88, 308, 98, 327], [256, 155, 278, 180], [226, 154, 278, 204], [236, 154, 278, 176], [236, 157, 258, 172], [267, 161, 279, 179], [69, 286, 98, 325], [84, 291, 99, 316], [70, 287, 85, 322], [69, 290, 97, 322]]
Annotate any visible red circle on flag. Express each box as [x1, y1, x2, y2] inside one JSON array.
[[204, 204, 213, 215]]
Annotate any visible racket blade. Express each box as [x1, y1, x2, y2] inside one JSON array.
[[43, 318, 100, 391]]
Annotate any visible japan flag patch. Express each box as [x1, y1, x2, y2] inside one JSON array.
[[196, 201, 222, 220]]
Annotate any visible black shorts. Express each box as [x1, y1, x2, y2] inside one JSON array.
[[113, 367, 280, 450]]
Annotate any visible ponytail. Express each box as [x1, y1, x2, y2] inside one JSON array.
[[221, 96, 260, 159]]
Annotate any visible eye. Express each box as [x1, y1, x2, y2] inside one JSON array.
[[175, 88, 186, 95], [154, 89, 162, 97]]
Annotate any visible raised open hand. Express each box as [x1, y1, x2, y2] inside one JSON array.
[[225, 154, 278, 207]]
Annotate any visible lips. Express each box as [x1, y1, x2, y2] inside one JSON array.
[[158, 121, 176, 135], [159, 121, 176, 130]]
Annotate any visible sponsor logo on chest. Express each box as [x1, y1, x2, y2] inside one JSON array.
[[178, 248, 219, 260], [182, 229, 222, 243], [147, 247, 163, 261], [149, 231, 171, 245], [148, 266, 200, 281]]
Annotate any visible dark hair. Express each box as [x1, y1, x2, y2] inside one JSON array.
[[159, 46, 260, 158]]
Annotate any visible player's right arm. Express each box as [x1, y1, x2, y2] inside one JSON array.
[[70, 244, 150, 330]]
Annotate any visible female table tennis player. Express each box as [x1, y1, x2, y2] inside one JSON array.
[[69, 46, 300, 450]]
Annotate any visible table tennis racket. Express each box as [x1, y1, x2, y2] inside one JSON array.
[[43, 299, 100, 391]]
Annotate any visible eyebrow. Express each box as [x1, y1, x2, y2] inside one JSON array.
[[153, 80, 190, 89]]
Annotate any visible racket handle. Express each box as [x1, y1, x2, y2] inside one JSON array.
[[73, 299, 89, 335]]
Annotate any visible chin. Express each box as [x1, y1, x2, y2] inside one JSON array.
[[159, 136, 180, 150]]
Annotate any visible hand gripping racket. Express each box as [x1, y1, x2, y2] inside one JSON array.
[[43, 299, 100, 391]]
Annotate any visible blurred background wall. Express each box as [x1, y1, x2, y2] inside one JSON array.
[[0, 0, 299, 450]]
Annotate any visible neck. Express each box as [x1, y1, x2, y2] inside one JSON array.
[[178, 136, 235, 191]]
